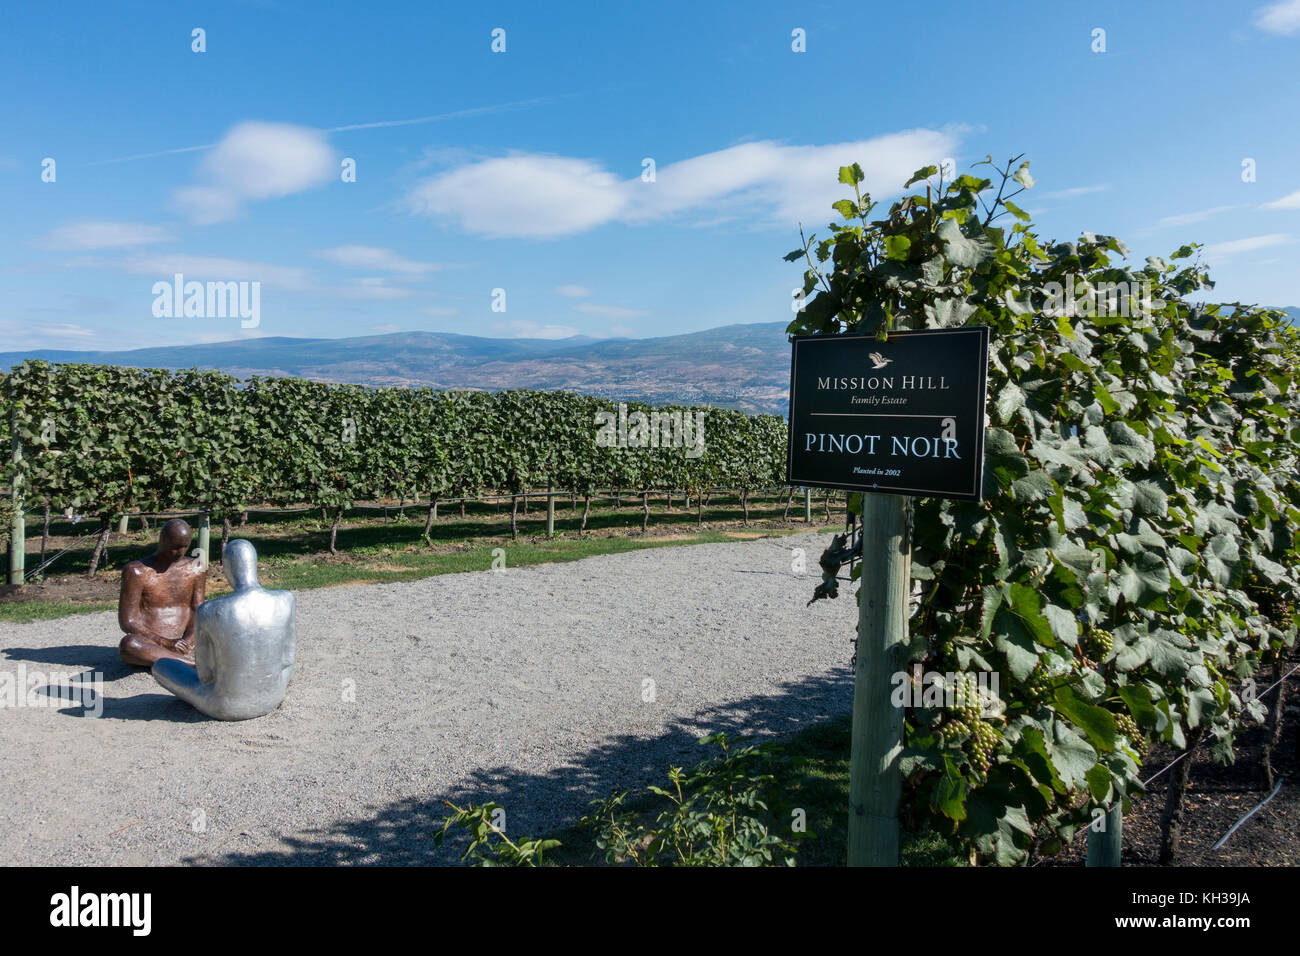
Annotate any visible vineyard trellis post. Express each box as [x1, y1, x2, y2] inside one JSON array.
[[40, 503, 49, 570], [8, 408, 24, 586], [1085, 803, 1123, 867], [197, 512, 210, 566]]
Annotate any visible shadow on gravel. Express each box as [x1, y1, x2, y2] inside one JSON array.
[[1, 644, 214, 720], [194, 665, 853, 866], [2, 645, 140, 683], [75, 693, 210, 722]]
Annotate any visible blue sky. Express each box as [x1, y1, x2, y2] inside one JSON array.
[[3, 0, 1299, 352]]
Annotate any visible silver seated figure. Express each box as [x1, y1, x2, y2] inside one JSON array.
[[152, 538, 297, 721]]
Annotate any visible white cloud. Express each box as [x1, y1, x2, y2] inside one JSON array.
[[1153, 205, 1238, 229], [25, 294, 118, 316], [1202, 233, 1291, 261], [690, 214, 741, 229], [401, 145, 481, 174], [315, 245, 454, 274], [173, 122, 337, 224], [409, 154, 629, 238], [626, 132, 959, 228], [1255, 0, 1300, 34], [0, 318, 101, 350], [38, 323, 96, 338], [203, 123, 336, 200], [42, 221, 173, 250], [0, 319, 38, 347], [555, 284, 591, 298], [490, 319, 582, 339], [3, 255, 106, 276], [1261, 189, 1300, 210], [124, 254, 311, 290], [171, 186, 243, 225], [371, 323, 402, 334], [406, 129, 960, 239], [332, 277, 417, 300], [1037, 184, 1111, 201], [575, 303, 650, 319], [90, 98, 552, 167]]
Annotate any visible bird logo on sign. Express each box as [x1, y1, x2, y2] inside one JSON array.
[[868, 351, 894, 369]]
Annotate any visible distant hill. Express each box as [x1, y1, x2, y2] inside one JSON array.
[[0, 322, 795, 417], [5, 307, 1294, 418]]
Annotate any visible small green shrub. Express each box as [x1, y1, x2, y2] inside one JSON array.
[[581, 732, 800, 867], [434, 801, 561, 866], [437, 733, 801, 867]]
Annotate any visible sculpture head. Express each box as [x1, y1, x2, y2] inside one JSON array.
[[157, 518, 193, 566], [222, 538, 260, 590]]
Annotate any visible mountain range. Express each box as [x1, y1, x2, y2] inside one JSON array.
[[0, 322, 796, 416], [4, 307, 1295, 419]]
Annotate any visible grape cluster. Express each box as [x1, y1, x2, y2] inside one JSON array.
[[953, 674, 984, 717], [967, 719, 999, 773], [1113, 711, 1139, 741], [938, 675, 1001, 775], [1026, 665, 1057, 701], [1085, 628, 1114, 661], [938, 721, 967, 744]]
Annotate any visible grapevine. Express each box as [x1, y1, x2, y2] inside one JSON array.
[[789, 155, 1300, 864]]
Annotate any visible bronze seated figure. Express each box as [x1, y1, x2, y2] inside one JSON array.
[[118, 518, 206, 667]]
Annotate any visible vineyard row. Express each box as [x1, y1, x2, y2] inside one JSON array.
[[1, 361, 805, 565]]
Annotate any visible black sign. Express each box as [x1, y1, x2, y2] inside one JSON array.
[[786, 327, 989, 501]]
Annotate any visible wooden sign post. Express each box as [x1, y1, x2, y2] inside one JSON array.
[[848, 489, 910, 865], [7, 413, 23, 586], [787, 327, 989, 866]]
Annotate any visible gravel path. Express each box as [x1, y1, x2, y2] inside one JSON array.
[[0, 531, 857, 865]]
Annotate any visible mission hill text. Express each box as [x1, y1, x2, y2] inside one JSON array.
[[816, 375, 951, 391]]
